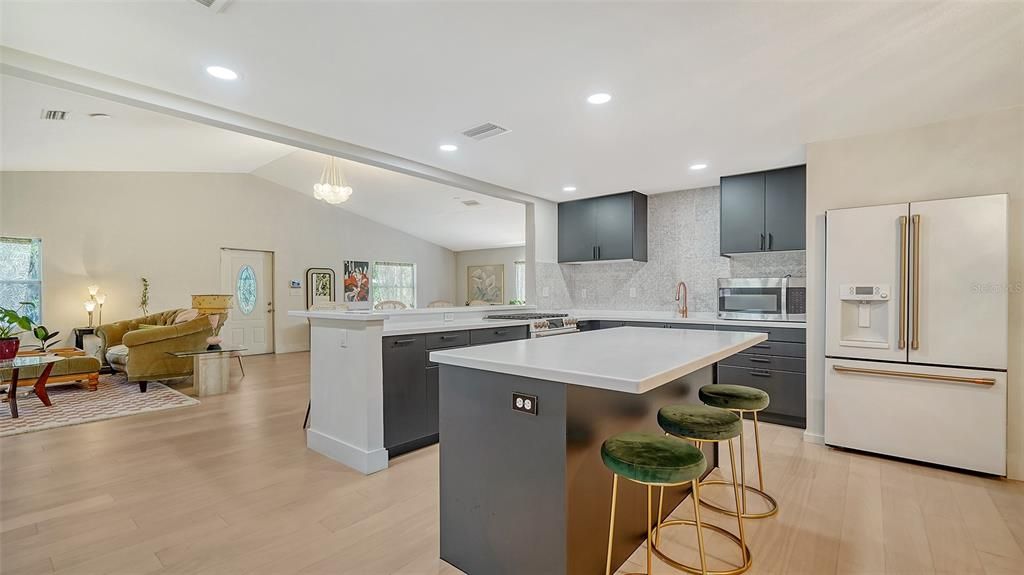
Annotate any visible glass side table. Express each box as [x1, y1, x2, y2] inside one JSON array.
[[2, 355, 64, 418], [167, 347, 247, 397]]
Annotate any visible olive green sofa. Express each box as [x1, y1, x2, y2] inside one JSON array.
[[96, 309, 220, 392]]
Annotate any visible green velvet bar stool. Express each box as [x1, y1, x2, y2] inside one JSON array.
[[697, 384, 778, 519], [657, 405, 751, 575], [603, 432, 722, 575]]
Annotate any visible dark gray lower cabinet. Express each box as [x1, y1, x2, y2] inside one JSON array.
[[382, 335, 429, 455], [383, 327, 528, 457], [583, 319, 807, 429]]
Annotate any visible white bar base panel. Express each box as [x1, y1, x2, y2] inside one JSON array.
[[307, 429, 388, 475], [298, 314, 389, 475]]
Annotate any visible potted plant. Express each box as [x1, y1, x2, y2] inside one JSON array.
[[0, 302, 35, 360], [31, 325, 62, 352]]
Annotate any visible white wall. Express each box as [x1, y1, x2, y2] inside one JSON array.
[[806, 106, 1024, 478], [0, 172, 456, 353], [454, 246, 525, 305]]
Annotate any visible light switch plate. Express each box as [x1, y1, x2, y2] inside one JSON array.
[[338, 329, 348, 348], [542, 287, 550, 297], [444, 312, 455, 322], [629, 287, 637, 298], [581, 288, 588, 298]]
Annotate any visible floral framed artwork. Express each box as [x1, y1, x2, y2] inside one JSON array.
[[343, 260, 371, 310], [305, 267, 336, 309], [467, 264, 504, 305]]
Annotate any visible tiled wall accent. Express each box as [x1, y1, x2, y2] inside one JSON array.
[[532, 261, 574, 310], [537, 186, 806, 312]]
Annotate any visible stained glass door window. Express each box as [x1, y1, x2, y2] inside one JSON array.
[[237, 265, 257, 315]]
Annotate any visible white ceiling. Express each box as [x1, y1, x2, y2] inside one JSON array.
[[0, 75, 295, 172], [0, 75, 525, 252], [2, 1, 1020, 202], [252, 150, 525, 252]]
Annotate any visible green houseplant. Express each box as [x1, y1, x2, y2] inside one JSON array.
[[0, 302, 35, 360]]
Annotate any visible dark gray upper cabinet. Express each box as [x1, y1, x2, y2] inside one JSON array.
[[720, 172, 767, 254], [764, 165, 806, 252], [558, 191, 648, 263], [557, 199, 596, 263], [720, 165, 805, 255]]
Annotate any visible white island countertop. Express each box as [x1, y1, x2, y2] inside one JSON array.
[[430, 327, 768, 394]]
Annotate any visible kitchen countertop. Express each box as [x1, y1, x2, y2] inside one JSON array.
[[573, 310, 806, 329], [430, 327, 767, 393], [290, 307, 804, 336]]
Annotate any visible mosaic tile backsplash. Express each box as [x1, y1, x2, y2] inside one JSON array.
[[536, 186, 806, 312]]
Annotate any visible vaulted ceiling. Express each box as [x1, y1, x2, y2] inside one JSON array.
[[2, 1, 1021, 202]]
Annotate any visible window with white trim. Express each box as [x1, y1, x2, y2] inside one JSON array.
[[0, 237, 43, 323], [513, 260, 526, 303], [372, 261, 416, 308]]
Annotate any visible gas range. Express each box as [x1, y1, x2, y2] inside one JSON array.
[[484, 312, 579, 337]]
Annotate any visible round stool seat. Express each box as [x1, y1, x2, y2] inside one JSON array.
[[601, 432, 706, 485], [699, 384, 770, 411], [658, 404, 742, 441]]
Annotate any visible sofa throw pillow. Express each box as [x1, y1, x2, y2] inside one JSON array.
[[173, 309, 200, 324]]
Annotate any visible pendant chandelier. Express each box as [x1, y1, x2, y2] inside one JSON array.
[[313, 156, 353, 204]]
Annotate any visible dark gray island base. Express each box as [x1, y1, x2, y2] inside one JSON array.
[[439, 364, 716, 575]]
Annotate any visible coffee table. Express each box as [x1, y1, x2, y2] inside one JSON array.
[[2, 355, 63, 418], [167, 347, 246, 397]]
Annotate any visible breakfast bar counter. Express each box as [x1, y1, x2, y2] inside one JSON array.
[[430, 327, 767, 575]]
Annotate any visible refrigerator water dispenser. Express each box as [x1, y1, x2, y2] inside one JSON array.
[[838, 284, 891, 348]]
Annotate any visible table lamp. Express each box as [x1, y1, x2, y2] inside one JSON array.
[[83, 300, 96, 327], [191, 294, 234, 350]]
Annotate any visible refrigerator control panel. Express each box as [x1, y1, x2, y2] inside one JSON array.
[[839, 284, 890, 301]]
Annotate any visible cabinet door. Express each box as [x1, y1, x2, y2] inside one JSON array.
[[594, 193, 635, 260], [382, 335, 428, 450], [764, 165, 806, 251], [558, 199, 596, 262], [426, 366, 439, 436], [720, 172, 766, 254]]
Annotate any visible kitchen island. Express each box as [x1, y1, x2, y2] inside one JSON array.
[[430, 327, 767, 575]]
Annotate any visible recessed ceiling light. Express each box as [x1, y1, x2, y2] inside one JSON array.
[[89, 113, 111, 119], [587, 93, 612, 104], [562, 186, 577, 192], [689, 163, 708, 171], [206, 65, 238, 80], [439, 144, 458, 152]]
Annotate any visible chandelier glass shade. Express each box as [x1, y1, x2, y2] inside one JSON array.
[[313, 156, 353, 204]]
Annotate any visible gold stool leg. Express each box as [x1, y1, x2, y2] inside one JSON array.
[[752, 410, 765, 493], [647, 485, 654, 575], [691, 479, 708, 575], [727, 438, 747, 566], [737, 413, 748, 514], [606, 474, 619, 575], [657, 486, 665, 546]]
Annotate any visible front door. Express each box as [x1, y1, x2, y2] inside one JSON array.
[[220, 249, 274, 355]]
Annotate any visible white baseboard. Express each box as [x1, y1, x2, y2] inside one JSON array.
[[307, 429, 388, 475], [803, 431, 825, 445]]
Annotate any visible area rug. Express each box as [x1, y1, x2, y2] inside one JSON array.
[[0, 373, 198, 437]]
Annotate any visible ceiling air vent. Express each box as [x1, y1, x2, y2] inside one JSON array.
[[190, 0, 232, 12], [40, 109, 70, 121], [461, 122, 509, 141], [461, 199, 481, 207]]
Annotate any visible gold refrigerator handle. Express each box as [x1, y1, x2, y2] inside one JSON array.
[[898, 216, 908, 350], [832, 364, 996, 386], [911, 214, 921, 350]]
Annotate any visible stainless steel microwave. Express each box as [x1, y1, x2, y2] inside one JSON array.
[[717, 277, 806, 322]]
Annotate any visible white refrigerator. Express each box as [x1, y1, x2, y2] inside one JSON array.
[[824, 194, 1008, 475]]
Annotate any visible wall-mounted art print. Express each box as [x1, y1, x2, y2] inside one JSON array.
[[305, 267, 336, 309], [343, 260, 371, 309], [467, 264, 504, 305]]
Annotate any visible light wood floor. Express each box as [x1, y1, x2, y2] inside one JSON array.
[[1, 352, 1021, 575]]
